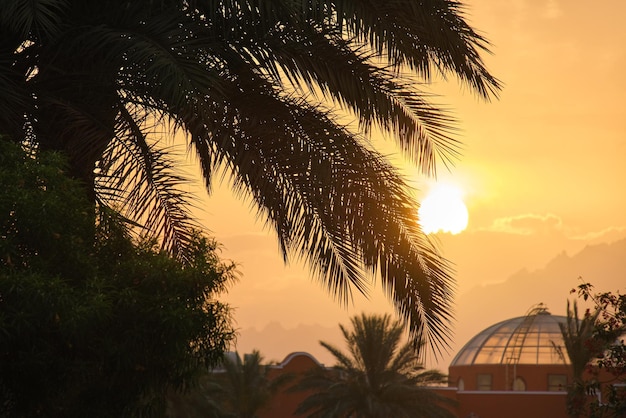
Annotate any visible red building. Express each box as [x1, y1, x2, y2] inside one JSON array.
[[248, 307, 623, 417], [260, 352, 327, 418], [442, 306, 572, 418]]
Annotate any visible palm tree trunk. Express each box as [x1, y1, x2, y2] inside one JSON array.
[[566, 381, 585, 418], [34, 57, 119, 200]]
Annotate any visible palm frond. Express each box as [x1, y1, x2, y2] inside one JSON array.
[[97, 104, 198, 262], [559, 300, 601, 379], [4, 0, 499, 356], [0, 0, 68, 39], [194, 72, 454, 348], [305, 0, 501, 98], [253, 27, 460, 173], [295, 313, 454, 418]]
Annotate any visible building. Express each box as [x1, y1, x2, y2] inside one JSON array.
[[261, 352, 327, 418], [233, 306, 623, 417], [442, 305, 572, 418]]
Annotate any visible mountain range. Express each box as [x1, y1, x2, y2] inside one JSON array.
[[234, 237, 626, 369]]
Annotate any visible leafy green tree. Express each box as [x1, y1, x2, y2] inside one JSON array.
[[0, 0, 500, 351], [0, 141, 235, 417], [295, 313, 455, 418]]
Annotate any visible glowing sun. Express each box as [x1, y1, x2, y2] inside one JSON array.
[[418, 184, 469, 234]]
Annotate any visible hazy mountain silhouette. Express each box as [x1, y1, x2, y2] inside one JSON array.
[[447, 237, 626, 368], [458, 237, 626, 318], [234, 322, 343, 366], [234, 238, 626, 369]]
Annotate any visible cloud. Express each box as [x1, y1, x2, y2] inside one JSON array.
[[569, 226, 626, 242], [481, 214, 626, 243], [485, 213, 563, 235]]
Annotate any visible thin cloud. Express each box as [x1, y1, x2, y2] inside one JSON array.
[[569, 226, 626, 241], [484, 213, 563, 235], [482, 214, 626, 242]]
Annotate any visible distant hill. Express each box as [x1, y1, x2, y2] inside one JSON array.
[[233, 238, 626, 370], [447, 237, 626, 369], [234, 322, 342, 366]]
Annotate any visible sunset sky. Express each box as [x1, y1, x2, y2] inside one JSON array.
[[192, 0, 626, 369]]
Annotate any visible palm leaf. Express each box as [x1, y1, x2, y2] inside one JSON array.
[[97, 105, 198, 262], [295, 313, 455, 418], [2, 0, 500, 355]]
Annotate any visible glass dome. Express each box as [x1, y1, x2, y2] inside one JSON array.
[[451, 307, 569, 366]]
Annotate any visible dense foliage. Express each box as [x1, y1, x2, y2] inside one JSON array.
[[0, 141, 235, 417], [562, 282, 626, 418], [0, 0, 500, 352], [295, 313, 455, 418]]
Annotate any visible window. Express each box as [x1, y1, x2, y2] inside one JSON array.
[[548, 374, 567, 391], [513, 377, 526, 391], [477, 374, 492, 391], [458, 378, 465, 391]]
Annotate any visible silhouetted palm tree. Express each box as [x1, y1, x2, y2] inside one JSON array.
[[295, 313, 455, 417], [1, 0, 500, 350], [559, 300, 601, 418], [217, 351, 292, 418], [167, 351, 286, 418], [220, 351, 272, 417], [166, 374, 227, 418]]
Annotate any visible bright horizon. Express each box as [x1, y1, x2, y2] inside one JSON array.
[[192, 0, 626, 369]]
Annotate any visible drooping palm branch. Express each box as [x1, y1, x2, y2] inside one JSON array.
[[0, 0, 501, 354]]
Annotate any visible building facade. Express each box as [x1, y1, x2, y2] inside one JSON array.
[[241, 307, 622, 417]]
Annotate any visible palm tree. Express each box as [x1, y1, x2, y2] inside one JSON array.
[[219, 351, 273, 418], [168, 350, 292, 418], [560, 288, 626, 418], [0, 0, 500, 352], [295, 313, 455, 417], [217, 351, 292, 418], [166, 376, 227, 418], [168, 350, 289, 418], [559, 300, 601, 418]]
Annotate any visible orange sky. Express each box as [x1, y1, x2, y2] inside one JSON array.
[[192, 0, 626, 369]]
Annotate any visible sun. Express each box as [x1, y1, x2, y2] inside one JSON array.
[[418, 184, 469, 234]]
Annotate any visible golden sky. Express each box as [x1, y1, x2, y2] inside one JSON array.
[[194, 0, 626, 369]]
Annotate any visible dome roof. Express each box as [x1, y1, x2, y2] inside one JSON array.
[[451, 306, 569, 366]]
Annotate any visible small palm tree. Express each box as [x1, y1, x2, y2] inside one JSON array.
[[218, 351, 271, 418], [295, 313, 455, 418], [559, 300, 601, 418], [218, 351, 292, 418], [168, 350, 291, 418], [167, 377, 226, 418]]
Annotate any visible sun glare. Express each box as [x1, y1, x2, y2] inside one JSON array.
[[418, 184, 469, 234]]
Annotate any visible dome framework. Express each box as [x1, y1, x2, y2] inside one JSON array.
[[451, 305, 568, 367]]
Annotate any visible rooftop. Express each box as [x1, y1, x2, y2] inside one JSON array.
[[451, 306, 569, 366]]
